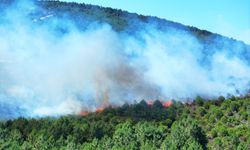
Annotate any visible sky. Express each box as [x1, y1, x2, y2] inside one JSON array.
[[64, 0, 249, 44]]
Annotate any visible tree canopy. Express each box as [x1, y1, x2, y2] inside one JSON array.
[[0, 96, 249, 149]]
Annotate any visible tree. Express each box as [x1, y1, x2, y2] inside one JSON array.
[[183, 139, 203, 150], [112, 121, 138, 149], [195, 96, 204, 106], [162, 117, 207, 149], [230, 102, 239, 112], [218, 96, 225, 102], [197, 107, 206, 117], [134, 121, 165, 148]]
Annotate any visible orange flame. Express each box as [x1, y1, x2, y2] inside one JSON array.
[[79, 100, 173, 116], [95, 107, 104, 113], [147, 100, 154, 106], [80, 111, 89, 116], [162, 101, 173, 108]]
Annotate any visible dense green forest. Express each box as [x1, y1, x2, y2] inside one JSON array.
[[0, 96, 249, 149]]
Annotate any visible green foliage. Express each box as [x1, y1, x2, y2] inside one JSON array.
[[195, 96, 204, 106], [0, 1, 249, 149], [197, 107, 207, 117], [0, 96, 248, 149], [164, 117, 207, 149]]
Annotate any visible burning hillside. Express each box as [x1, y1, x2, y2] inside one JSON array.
[[0, 0, 249, 118], [80, 100, 173, 116]]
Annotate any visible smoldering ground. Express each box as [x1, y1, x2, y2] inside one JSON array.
[[0, 0, 250, 117]]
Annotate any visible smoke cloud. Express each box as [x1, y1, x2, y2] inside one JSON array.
[[0, 0, 250, 117]]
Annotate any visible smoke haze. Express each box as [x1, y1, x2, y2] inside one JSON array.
[[0, 0, 250, 117]]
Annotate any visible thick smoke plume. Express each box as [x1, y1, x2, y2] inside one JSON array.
[[0, 0, 250, 117]]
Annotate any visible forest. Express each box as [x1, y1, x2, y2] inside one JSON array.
[[0, 96, 249, 149], [0, 0, 249, 149]]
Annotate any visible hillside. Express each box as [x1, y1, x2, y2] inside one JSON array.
[[0, 0, 250, 149], [1, 0, 249, 72], [1, 0, 250, 45], [0, 96, 249, 149]]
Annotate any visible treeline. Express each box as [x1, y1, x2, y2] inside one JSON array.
[[1, 0, 249, 51], [2, 0, 248, 56], [0, 96, 249, 149], [0, 0, 226, 38]]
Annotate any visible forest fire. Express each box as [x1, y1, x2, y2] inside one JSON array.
[[147, 100, 173, 108], [146, 100, 154, 106], [79, 111, 89, 116], [162, 101, 173, 107], [95, 107, 104, 113], [80, 100, 173, 116], [79, 107, 105, 116]]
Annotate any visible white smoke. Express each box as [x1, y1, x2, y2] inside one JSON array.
[[0, 0, 250, 117]]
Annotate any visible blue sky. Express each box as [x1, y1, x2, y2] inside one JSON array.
[[62, 0, 250, 44]]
